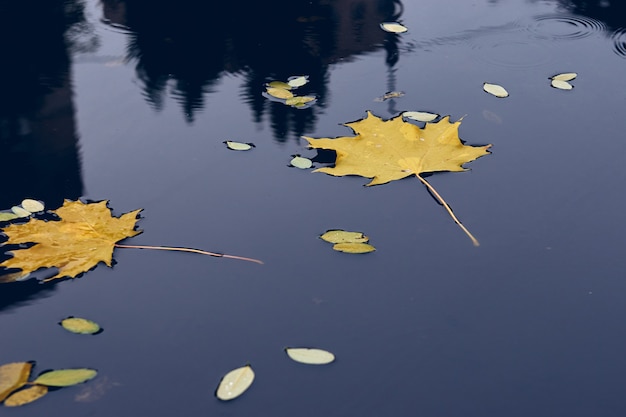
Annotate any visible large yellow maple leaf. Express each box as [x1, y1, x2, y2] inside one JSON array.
[[0, 200, 142, 281], [304, 111, 491, 245]]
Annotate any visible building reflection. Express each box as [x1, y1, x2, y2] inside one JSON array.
[[100, 0, 403, 140]]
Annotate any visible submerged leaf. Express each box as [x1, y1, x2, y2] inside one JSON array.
[[483, 82, 509, 98], [380, 22, 408, 33], [402, 111, 439, 122], [333, 242, 376, 253], [224, 141, 254, 151], [266, 87, 294, 99], [551, 72, 577, 81], [216, 365, 254, 401], [33, 368, 97, 387], [286, 348, 335, 365], [21, 199, 44, 213], [374, 91, 404, 102], [550, 79, 573, 90], [287, 75, 309, 88], [3, 385, 48, 407], [290, 156, 313, 169], [320, 230, 369, 244], [0, 362, 32, 402], [60, 317, 101, 335]]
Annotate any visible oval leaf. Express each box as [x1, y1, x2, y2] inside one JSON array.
[[551, 72, 577, 81], [380, 22, 408, 33], [11, 206, 31, 218], [320, 230, 369, 244], [290, 156, 313, 169], [286, 348, 335, 365], [21, 199, 44, 213], [402, 111, 439, 122], [60, 317, 101, 335], [33, 368, 97, 387], [0, 362, 32, 402], [285, 96, 316, 107], [287, 75, 309, 88], [3, 385, 48, 407], [266, 87, 294, 99], [550, 79, 573, 90], [332, 242, 376, 253], [224, 141, 254, 151], [483, 82, 509, 98], [266, 81, 291, 90], [216, 365, 254, 401], [0, 212, 19, 222]]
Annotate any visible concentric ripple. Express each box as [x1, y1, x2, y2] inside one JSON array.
[[528, 14, 606, 40], [611, 28, 626, 58]]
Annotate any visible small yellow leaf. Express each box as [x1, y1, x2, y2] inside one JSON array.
[[0, 362, 32, 402], [285, 96, 316, 107], [287, 75, 309, 88], [3, 385, 48, 407], [332, 242, 376, 253], [267, 81, 292, 90], [21, 199, 44, 213], [402, 111, 439, 122], [380, 22, 408, 33], [60, 317, 101, 335], [0, 212, 19, 222], [483, 82, 509, 98], [33, 368, 97, 387], [266, 87, 294, 99], [320, 230, 369, 244], [286, 348, 335, 365], [224, 141, 254, 151], [550, 79, 573, 90], [551, 72, 577, 81], [290, 156, 313, 169], [216, 365, 254, 401], [11, 206, 31, 218]]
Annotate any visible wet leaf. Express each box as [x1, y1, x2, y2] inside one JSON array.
[[286, 348, 335, 365], [550, 79, 573, 90], [3, 385, 48, 407], [332, 242, 376, 253], [0, 362, 32, 402], [285, 96, 316, 107], [287, 75, 309, 88], [216, 365, 254, 401], [402, 111, 439, 122], [0, 212, 19, 222], [21, 199, 44, 213], [224, 141, 254, 151], [60, 317, 101, 335], [290, 155, 313, 169], [33, 368, 97, 387], [320, 230, 369, 244], [266, 87, 294, 99], [380, 22, 408, 33], [0, 200, 142, 281], [551, 72, 577, 81], [267, 81, 292, 90], [374, 91, 404, 102], [483, 82, 509, 98], [11, 206, 31, 218]]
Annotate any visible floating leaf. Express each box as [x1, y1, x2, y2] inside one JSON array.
[[60, 317, 101, 335], [551, 72, 577, 81], [266, 87, 294, 99], [305, 112, 491, 246], [483, 82, 509, 98], [287, 75, 309, 88], [333, 242, 376, 253], [290, 155, 313, 169], [286, 348, 335, 365], [3, 385, 48, 407], [402, 111, 439, 122], [0, 200, 142, 281], [0, 362, 32, 402], [267, 81, 292, 90], [285, 96, 316, 107], [33, 368, 97, 387], [0, 212, 19, 222], [550, 79, 573, 90], [215, 365, 254, 401], [11, 206, 31, 218], [224, 141, 254, 151], [380, 22, 408, 33], [21, 199, 44, 213], [320, 230, 369, 244]]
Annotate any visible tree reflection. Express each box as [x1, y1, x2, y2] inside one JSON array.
[[101, 0, 403, 140]]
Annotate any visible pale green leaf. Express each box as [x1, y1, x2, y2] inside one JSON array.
[[267, 81, 292, 90], [11, 206, 31, 218], [550, 79, 573, 90], [551, 72, 577, 81], [3, 385, 48, 407], [60, 317, 101, 335], [380, 22, 408, 33], [287, 75, 309, 88], [216, 365, 254, 401], [290, 156, 313, 169], [483, 82, 509, 98], [320, 229, 369, 244], [0, 362, 32, 402], [266, 87, 294, 99], [285, 96, 316, 107], [21, 199, 44, 213], [0, 212, 19, 222], [286, 348, 335, 365], [332, 242, 376, 253], [402, 111, 439, 122], [33, 368, 97, 387], [224, 141, 254, 151]]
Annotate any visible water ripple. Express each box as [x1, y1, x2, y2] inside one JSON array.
[[611, 28, 626, 58], [528, 14, 606, 41]]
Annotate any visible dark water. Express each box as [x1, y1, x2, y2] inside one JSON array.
[[2, 0, 626, 415]]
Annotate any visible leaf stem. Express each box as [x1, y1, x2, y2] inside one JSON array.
[[416, 174, 480, 246], [114, 244, 264, 264]]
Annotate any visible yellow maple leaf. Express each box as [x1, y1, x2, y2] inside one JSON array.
[[304, 111, 491, 245], [0, 200, 142, 281]]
